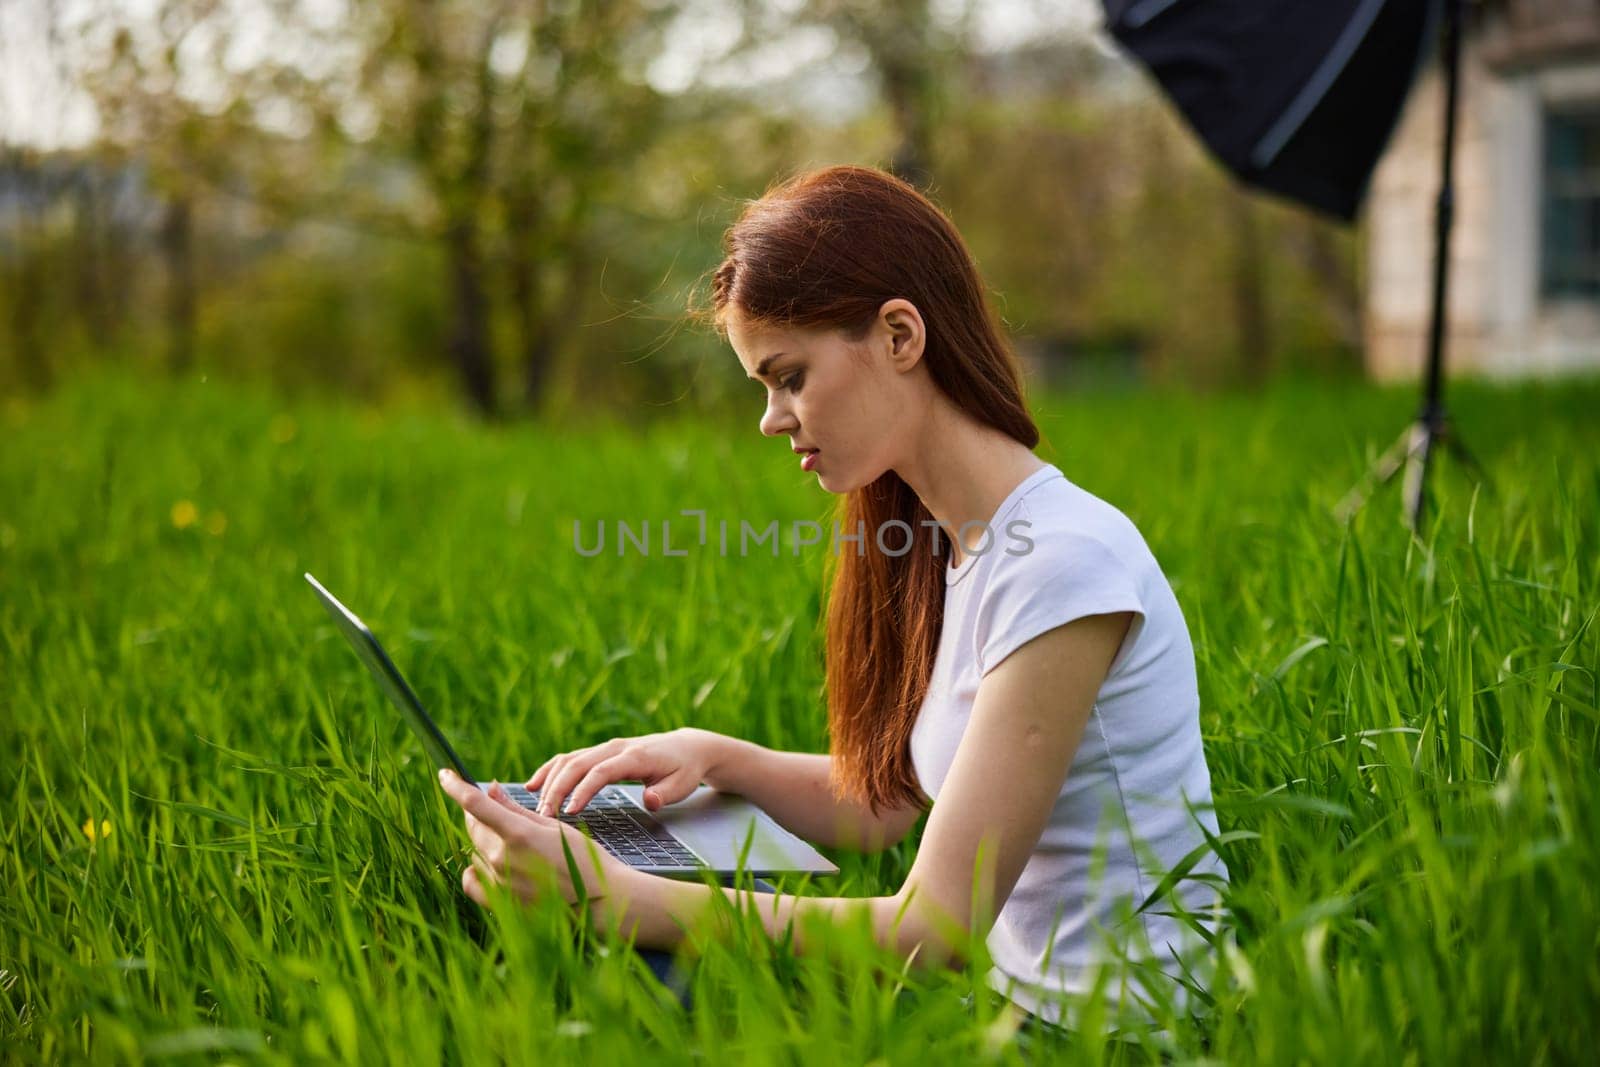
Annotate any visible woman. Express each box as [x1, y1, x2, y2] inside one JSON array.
[[438, 164, 1229, 1035]]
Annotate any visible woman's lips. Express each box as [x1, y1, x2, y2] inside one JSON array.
[[800, 450, 819, 472]]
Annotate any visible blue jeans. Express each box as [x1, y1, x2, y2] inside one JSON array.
[[1014, 1008, 1075, 1050]]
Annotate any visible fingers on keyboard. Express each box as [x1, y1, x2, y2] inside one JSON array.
[[487, 785, 696, 865]]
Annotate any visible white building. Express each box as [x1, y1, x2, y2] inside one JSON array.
[[1365, 0, 1600, 382]]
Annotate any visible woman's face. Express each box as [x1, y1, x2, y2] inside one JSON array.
[[726, 304, 921, 494]]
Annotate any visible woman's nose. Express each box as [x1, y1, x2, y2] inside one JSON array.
[[759, 394, 796, 438]]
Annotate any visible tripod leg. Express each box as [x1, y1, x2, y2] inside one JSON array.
[[1440, 421, 1493, 492], [1403, 421, 1436, 532], [1336, 421, 1420, 522], [1373, 423, 1420, 486]]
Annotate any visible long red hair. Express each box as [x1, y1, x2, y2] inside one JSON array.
[[699, 165, 1039, 818]]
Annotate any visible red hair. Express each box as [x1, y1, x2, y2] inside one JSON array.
[[699, 165, 1039, 818]]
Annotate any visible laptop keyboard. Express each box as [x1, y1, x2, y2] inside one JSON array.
[[497, 784, 701, 868]]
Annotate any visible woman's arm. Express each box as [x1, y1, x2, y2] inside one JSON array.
[[593, 614, 1129, 967], [441, 770, 954, 967], [591, 868, 962, 970], [694, 729, 926, 853]]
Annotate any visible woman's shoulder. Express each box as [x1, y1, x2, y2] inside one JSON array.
[[1009, 474, 1153, 572], [966, 490, 1152, 678]]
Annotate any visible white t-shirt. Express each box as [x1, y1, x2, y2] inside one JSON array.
[[908, 461, 1228, 1029]]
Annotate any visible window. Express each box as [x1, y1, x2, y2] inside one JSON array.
[[1541, 106, 1600, 301]]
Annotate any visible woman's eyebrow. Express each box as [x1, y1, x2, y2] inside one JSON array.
[[748, 352, 786, 382]]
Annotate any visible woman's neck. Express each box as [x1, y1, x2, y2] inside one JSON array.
[[892, 403, 1046, 568]]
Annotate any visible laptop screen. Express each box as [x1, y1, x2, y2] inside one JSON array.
[[304, 573, 478, 784]]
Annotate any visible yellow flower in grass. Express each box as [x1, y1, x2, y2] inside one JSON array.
[[171, 500, 198, 529], [206, 510, 228, 536], [83, 818, 113, 842]]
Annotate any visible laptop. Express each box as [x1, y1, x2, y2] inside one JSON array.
[[304, 573, 839, 881]]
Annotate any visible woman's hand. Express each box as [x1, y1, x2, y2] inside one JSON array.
[[526, 726, 727, 817], [436, 768, 631, 909]]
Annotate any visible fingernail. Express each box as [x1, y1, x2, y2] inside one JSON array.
[[438, 768, 449, 781]]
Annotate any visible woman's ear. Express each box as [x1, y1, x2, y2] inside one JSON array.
[[879, 298, 926, 371]]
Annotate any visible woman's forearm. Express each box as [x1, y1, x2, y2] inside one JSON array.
[[692, 730, 905, 851], [592, 867, 963, 969]]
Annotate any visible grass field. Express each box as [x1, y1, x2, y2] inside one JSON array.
[[3, 370, 1597, 1064]]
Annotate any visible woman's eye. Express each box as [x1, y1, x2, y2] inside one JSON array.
[[780, 371, 804, 394]]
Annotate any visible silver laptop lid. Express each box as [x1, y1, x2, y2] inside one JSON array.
[[304, 573, 478, 784]]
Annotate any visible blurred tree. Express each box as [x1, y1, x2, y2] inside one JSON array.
[[79, 5, 223, 375], [1, 149, 55, 391], [8, 0, 1368, 404], [0, 147, 152, 391], [54, 0, 676, 415], [339, 0, 673, 416], [798, 0, 971, 190], [495, 3, 667, 411], [68, 164, 136, 352], [937, 57, 1363, 389], [384, 0, 503, 415]]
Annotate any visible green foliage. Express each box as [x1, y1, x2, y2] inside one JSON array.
[[196, 231, 451, 402], [2, 48, 1374, 410], [2, 370, 1597, 1063], [938, 95, 1364, 387]]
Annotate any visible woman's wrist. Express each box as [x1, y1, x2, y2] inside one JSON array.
[[687, 727, 753, 794], [583, 862, 640, 934], [586, 865, 706, 951]]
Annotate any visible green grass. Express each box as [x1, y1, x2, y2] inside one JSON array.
[[2, 369, 1597, 1064]]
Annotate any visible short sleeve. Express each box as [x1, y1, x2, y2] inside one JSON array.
[[975, 528, 1146, 679]]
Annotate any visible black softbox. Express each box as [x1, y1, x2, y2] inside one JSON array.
[[1101, 0, 1487, 528], [1103, 0, 1439, 221]]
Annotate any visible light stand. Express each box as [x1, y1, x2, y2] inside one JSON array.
[[1336, 0, 1491, 531]]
